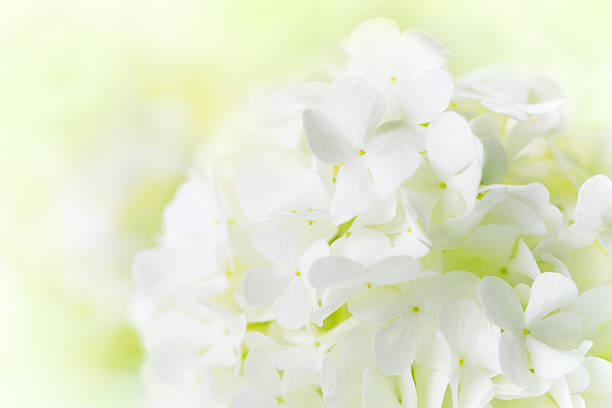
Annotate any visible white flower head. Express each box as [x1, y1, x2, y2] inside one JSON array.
[[132, 18, 612, 408]]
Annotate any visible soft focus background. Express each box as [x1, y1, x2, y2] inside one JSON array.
[[2, 1, 612, 406]]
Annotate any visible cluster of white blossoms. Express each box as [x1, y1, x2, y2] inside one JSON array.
[[131, 19, 612, 408]]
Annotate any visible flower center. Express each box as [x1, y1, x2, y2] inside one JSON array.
[[439, 182, 447, 190], [458, 358, 464, 365], [295, 271, 301, 277], [412, 306, 420, 313], [523, 328, 530, 335], [359, 149, 366, 156], [366, 282, 373, 289], [390, 75, 397, 82]]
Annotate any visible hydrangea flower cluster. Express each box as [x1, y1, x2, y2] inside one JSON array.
[[131, 19, 612, 408]]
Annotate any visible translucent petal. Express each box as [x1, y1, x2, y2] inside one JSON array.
[[244, 346, 282, 397], [365, 132, 422, 197], [584, 356, 612, 394], [400, 29, 450, 71], [331, 157, 378, 225], [348, 286, 404, 323], [426, 111, 479, 182], [362, 365, 402, 408], [373, 317, 417, 375], [274, 277, 313, 330], [322, 78, 386, 148], [562, 285, 612, 337], [252, 224, 301, 268], [526, 337, 589, 380], [231, 388, 277, 408], [367, 255, 430, 285], [395, 69, 453, 125], [303, 109, 356, 164], [438, 298, 488, 356], [525, 272, 578, 326], [462, 224, 520, 266], [242, 265, 290, 306], [308, 255, 366, 289], [478, 276, 525, 332], [530, 312, 582, 350], [458, 364, 493, 408], [499, 331, 529, 388]]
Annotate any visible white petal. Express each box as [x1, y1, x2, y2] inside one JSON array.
[[283, 387, 325, 408], [352, 194, 398, 228], [549, 378, 573, 408], [236, 156, 320, 221], [150, 342, 198, 385], [331, 227, 391, 265], [425, 270, 481, 312], [395, 69, 453, 125], [525, 273, 578, 326], [499, 331, 530, 388], [365, 131, 422, 197], [584, 356, 612, 394], [462, 224, 520, 266], [438, 298, 488, 357], [231, 388, 277, 408], [412, 364, 450, 408], [526, 337, 588, 380], [507, 239, 540, 280], [367, 255, 431, 285], [252, 224, 301, 268], [331, 157, 378, 225], [344, 18, 401, 60], [270, 347, 319, 372], [303, 109, 356, 164], [274, 278, 313, 330], [311, 286, 359, 326], [485, 198, 547, 236], [295, 240, 329, 279], [242, 266, 290, 306], [574, 175, 612, 235], [400, 29, 450, 71], [478, 276, 525, 333], [566, 364, 590, 394], [426, 111, 479, 181], [362, 365, 401, 408], [308, 255, 366, 289], [244, 346, 282, 397], [348, 286, 404, 323], [481, 137, 508, 185], [163, 178, 219, 244], [458, 364, 493, 408], [372, 120, 427, 151], [561, 285, 612, 337], [446, 147, 483, 211], [373, 317, 417, 375], [530, 312, 582, 350], [598, 227, 612, 257], [323, 78, 386, 148]]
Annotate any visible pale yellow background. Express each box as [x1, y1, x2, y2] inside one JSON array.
[[2, 1, 612, 407]]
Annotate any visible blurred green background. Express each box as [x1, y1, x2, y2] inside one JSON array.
[[2, 1, 612, 406]]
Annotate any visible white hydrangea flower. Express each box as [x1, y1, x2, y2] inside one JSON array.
[[478, 273, 591, 387], [303, 78, 423, 224], [343, 18, 453, 124], [242, 224, 329, 329], [131, 18, 612, 408]]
